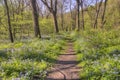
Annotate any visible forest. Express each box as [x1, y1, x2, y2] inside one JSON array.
[[0, 0, 120, 80]]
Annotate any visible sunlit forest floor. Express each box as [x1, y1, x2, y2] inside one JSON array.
[[0, 28, 120, 80]]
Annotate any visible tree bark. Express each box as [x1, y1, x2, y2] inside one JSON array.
[[41, 0, 59, 33], [53, 12, 59, 33], [93, 0, 103, 29], [60, 1, 64, 31], [80, 0, 85, 29], [76, 0, 80, 31], [70, 0, 77, 30], [101, 0, 108, 28], [30, 0, 41, 38], [61, 11, 64, 30], [4, 0, 14, 43]]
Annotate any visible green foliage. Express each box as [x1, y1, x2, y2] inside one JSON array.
[[40, 18, 54, 34], [0, 37, 66, 79], [74, 29, 120, 79], [0, 59, 47, 79]]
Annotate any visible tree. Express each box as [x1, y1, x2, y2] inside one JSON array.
[[70, 0, 77, 30], [80, 0, 85, 29], [76, 0, 80, 31], [93, 0, 103, 29], [101, 0, 108, 28], [4, 0, 14, 42], [41, 0, 59, 33], [30, 0, 41, 38], [58, 0, 66, 31]]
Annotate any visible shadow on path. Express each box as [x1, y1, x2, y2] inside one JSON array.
[[45, 43, 81, 80]]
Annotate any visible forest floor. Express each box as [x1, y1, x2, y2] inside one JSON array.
[[45, 42, 81, 80]]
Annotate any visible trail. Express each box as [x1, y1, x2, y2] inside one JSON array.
[[45, 43, 80, 80]]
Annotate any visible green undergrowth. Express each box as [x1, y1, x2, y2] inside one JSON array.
[[0, 36, 66, 80], [73, 29, 120, 80]]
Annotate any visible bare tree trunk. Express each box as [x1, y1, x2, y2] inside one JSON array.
[[54, 0, 59, 33], [60, 2, 64, 31], [4, 0, 14, 43], [70, 0, 76, 30], [70, 0, 73, 30], [10, 0, 15, 20], [30, 0, 41, 38], [41, 0, 59, 33], [101, 0, 108, 28], [53, 12, 59, 33], [93, 0, 103, 29], [76, 0, 80, 31], [80, 0, 85, 29], [61, 11, 64, 30]]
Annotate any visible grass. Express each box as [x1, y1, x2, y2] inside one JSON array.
[[0, 30, 119, 80], [73, 29, 120, 80], [0, 35, 66, 80]]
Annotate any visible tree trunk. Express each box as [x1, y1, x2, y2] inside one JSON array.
[[70, 0, 76, 30], [61, 12, 64, 31], [101, 0, 108, 28], [93, 0, 103, 29], [53, 13, 59, 33], [4, 0, 14, 43], [41, 0, 59, 33], [30, 0, 41, 38], [81, 0, 85, 29], [76, 0, 80, 31], [61, 5, 64, 31]]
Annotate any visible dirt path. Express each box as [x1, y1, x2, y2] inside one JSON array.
[[45, 43, 80, 80]]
